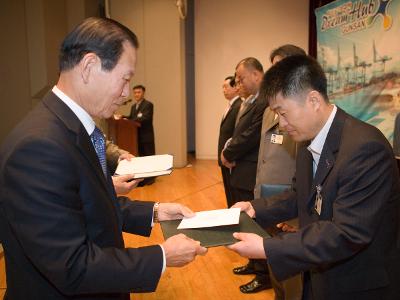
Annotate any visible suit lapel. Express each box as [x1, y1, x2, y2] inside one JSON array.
[[306, 108, 347, 210], [298, 144, 313, 197], [221, 106, 231, 125], [221, 97, 239, 125], [262, 108, 279, 133], [42, 92, 115, 200], [136, 99, 145, 113], [237, 99, 256, 122]]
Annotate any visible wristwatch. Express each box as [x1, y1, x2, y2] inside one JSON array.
[[153, 202, 160, 223]]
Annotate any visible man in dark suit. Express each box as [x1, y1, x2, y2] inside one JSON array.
[[128, 85, 155, 186], [245, 45, 306, 300], [220, 57, 267, 201], [218, 76, 242, 207], [228, 55, 400, 300], [232, 47, 306, 296], [220, 58, 269, 293], [0, 17, 206, 300], [128, 85, 155, 158]]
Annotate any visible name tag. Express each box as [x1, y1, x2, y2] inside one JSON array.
[[137, 112, 143, 118], [271, 134, 283, 144]]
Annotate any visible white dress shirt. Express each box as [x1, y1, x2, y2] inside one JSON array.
[[52, 86, 95, 136], [307, 105, 337, 176]]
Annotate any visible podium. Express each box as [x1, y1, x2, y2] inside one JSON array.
[[107, 118, 139, 156]]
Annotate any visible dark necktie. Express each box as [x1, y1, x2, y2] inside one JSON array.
[[90, 126, 107, 177], [235, 100, 250, 126]]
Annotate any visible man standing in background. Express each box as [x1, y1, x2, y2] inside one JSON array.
[[128, 84, 156, 185], [220, 58, 268, 293], [221, 57, 266, 202], [128, 85, 155, 158], [218, 76, 242, 207]]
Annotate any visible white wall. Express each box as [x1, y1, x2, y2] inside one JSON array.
[[195, 0, 309, 159], [110, 0, 188, 167]]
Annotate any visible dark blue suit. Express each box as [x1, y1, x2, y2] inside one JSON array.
[[252, 108, 400, 300], [0, 92, 163, 299]]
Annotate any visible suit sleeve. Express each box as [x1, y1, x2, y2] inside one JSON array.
[[263, 140, 395, 281], [223, 98, 266, 162], [118, 197, 155, 235], [252, 189, 298, 228], [1, 137, 163, 294]]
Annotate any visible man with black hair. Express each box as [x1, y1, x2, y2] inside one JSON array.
[[221, 57, 267, 202], [220, 57, 268, 294], [218, 76, 242, 207], [128, 85, 155, 158], [0, 17, 206, 299], [229, 55, 400, 300], [128, 84, 156, 185]]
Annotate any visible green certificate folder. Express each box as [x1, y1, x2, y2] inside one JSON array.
[[160, 212, 270, 248]]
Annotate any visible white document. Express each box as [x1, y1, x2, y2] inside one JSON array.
[[177, 208, 241, 229], [115, 154, 173, 179]]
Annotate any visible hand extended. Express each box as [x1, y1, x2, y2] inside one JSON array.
[[118, 152, 135, 163], [277, 222, 298, 233], [158, 203, 195, 221], [112, 174, 142, 195], [231, 201, 255, 218], [162, 234, 207, 267], [227, 232, 266, 259]]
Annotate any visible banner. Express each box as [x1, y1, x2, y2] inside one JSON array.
[[316, 0, 400, 144]]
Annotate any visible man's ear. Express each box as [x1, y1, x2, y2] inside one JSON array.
[[79, 53, 99, 84], [254, 70, 262, 83], [307, 90, 323, 111]]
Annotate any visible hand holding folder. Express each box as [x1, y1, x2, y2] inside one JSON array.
[[161, 210, 269, 248], [115, 154, 173, 179]]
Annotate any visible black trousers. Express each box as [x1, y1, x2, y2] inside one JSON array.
[[230, 187, 254, 203], [221, 166, 234, 207], [138, 141, 155, 157], [247, 259, 269, 278]]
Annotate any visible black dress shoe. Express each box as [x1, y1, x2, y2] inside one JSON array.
[[239, 277, 271, 294], [233, 264, 255, 275]]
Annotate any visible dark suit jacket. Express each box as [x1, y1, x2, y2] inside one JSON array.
[[218, 97, 242, 166], [128, 99, 155, 144], [223, 95, 267, 191], [252, 108, 400, 300], [0, 92, 163, 299], [394, 112, 400, 156]]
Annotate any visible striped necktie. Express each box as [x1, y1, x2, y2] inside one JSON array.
[[90, 126, 107, 177]]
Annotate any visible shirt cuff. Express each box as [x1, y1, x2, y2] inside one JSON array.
[[159, 244, 166, 273]]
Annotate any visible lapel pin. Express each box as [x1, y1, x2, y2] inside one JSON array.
[[326, 159, 331, 168]]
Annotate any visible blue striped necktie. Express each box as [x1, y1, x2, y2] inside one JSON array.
[[90, 126, 107, 177]]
